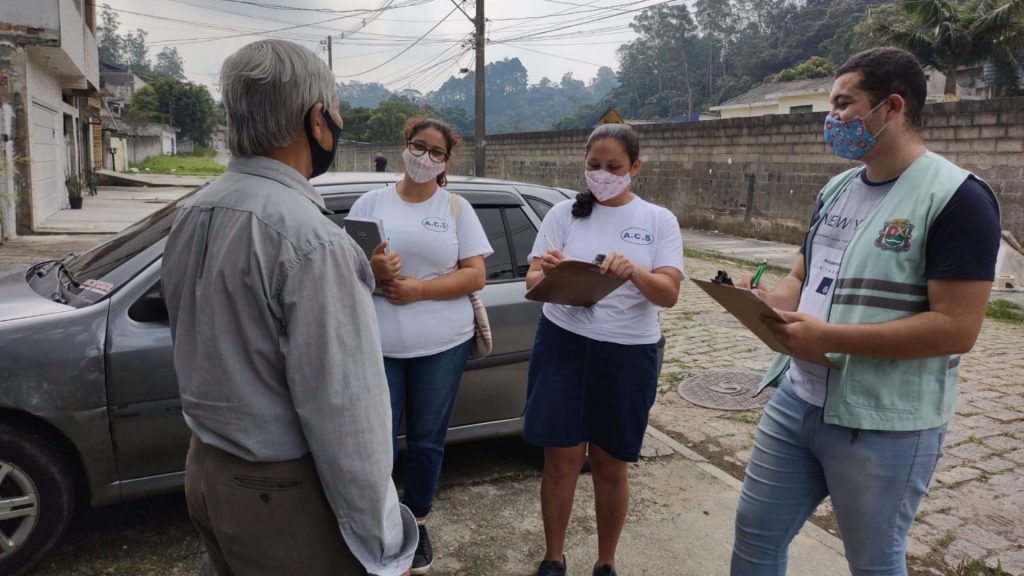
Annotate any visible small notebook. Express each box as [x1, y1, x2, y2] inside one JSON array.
[[343, 216, 385, 259]]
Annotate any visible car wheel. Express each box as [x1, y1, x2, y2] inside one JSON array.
[[0, 423, 75, 576]]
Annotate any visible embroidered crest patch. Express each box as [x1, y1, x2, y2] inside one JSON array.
[[875, 218, 915, 253]]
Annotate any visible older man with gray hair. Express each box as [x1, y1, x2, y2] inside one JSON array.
[[161, 40, 416, 576]]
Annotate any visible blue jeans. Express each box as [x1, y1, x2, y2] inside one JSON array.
[[383, 338, 473, 518], [731, 379, 946, 576]]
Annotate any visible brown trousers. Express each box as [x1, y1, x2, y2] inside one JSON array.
[[185, 436, 367, 576]]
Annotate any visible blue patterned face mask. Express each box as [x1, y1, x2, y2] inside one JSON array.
[[823, 98, 890, 160]]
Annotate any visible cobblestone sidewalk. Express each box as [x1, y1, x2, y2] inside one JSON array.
[[651, 254, 1024, 575]]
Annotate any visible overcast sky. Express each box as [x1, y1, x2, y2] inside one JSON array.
[[100, 0, 670, 99]]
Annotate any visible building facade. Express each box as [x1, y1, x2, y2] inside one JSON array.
[[0, 0, 100, 238], [711, 69, 991, 120]]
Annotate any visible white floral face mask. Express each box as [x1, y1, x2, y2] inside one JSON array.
[[403, 148, 447, 184], [584, 169, 631, 201]]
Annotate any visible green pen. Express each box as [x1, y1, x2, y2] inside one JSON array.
[[751, 259, 767, 289]]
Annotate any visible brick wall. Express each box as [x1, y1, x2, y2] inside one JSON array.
[[333, 97, 1024, 243]]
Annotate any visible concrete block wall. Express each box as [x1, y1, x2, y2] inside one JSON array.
[[334, 97, 1024, 244]]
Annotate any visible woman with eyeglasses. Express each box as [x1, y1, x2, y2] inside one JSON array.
[[347, 117, 493, 575]]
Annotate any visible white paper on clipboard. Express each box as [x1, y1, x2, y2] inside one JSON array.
[[690, 278, 834, 368]]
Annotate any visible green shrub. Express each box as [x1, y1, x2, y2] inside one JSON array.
[[986, 300, 1024, 325]]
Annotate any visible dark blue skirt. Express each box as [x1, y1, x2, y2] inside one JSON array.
[[523, 314, 659, 463]]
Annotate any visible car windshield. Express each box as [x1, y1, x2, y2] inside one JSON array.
[[60, 188, 200, 301]]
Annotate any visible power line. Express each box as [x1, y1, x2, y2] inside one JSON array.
[[334, 4, 461, 79], [173, 0, 432, 15], [139, 0, 431, 46], [488, 0, 607, 26], [493, 0, 682, 44], [447, 0, 475, 23], [541, 0, 634, 13], [375, 40, 470, 86], [491, 42, 607, 67], [490, 0, 668, 37], [418, 59, 465, 94], [103, 5, 296, 36], [382, 46, 470, 89]]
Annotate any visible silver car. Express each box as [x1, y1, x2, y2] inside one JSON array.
[[0, 173, 662, 575]]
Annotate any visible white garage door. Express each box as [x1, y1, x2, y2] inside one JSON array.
[[30, 101, 62, 226]]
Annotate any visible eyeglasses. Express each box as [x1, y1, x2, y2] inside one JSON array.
[[407, 140, 448, 164]]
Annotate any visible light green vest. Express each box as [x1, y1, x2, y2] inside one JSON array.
[[758, 151, 995, 431]]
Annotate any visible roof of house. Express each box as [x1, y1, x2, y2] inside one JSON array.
[[713, 77, 833, 110], [598, 107, 626, 124]]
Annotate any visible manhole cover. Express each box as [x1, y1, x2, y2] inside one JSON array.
[[693, 311, 743, 329], [677, 371, 773, 411]]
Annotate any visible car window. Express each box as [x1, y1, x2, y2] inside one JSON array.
[[524, 197, 553, 220], [505, 207, 537, 276], [56, 188, 198, 305], [475, 207, 515, 282]]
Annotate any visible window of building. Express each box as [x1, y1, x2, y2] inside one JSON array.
[[789, 105, 813, 114]]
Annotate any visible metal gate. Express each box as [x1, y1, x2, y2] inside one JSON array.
[[30, 101, 61, 226]]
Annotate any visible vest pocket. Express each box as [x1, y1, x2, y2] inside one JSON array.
[[841, 358, 921, 416]]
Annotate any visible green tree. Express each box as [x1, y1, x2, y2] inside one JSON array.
[[695, 0, 739, 95], [614, 4, 703, 117], [867, 0, 1023, 95], [365, 97, 423, 142], [339, 105, 374, 142], [124, 29, 151, 76], [336, 81, 395, 108], [590, 67, 618, 99], [154, 47, 186, 80], [170, 82, 219, 146], [773, 56, 835, 82], [560, 72, 588, 103], [125, 78, 218, 146], [433, 106, 473, 137], [97, 4, 124, 64], [971, 0, 1024, 95], [123, 85, 162, 123]]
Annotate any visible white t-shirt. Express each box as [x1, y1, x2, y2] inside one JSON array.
[[787, 170, 892, 406], [528, 197, 684, 345], [348, 185, 494, 358]]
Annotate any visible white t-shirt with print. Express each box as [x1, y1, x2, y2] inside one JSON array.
[[348, 185, 494, 358], [786, 171, 892, 406], [528, 197, 684, 345]]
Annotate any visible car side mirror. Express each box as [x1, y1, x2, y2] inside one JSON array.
[[129, 286, 169, 324]]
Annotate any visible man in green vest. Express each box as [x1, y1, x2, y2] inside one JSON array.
[[730, 47, 1001, 576]]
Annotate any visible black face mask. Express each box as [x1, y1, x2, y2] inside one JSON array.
[[304, 106, 342, 178]]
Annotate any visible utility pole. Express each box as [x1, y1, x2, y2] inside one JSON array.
[[473, 0, 485, 177], [327, 35, 333, 71], [168, 98, 175, 155]]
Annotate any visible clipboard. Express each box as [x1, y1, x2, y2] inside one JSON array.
[[526, 260, 627, 306], [690, 278, 834, 368]]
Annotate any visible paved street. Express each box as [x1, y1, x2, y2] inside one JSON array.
[[654, 254, 1024, 575], [26, 435, 849, 576], [1, 212, 1021, 574]]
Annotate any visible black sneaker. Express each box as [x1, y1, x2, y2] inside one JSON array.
[[411, 524, 433, 575], [592, 565, 617, 576], [536, 556, 567, 576]]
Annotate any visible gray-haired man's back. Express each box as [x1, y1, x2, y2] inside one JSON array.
[[162, 155, 416, 576]]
